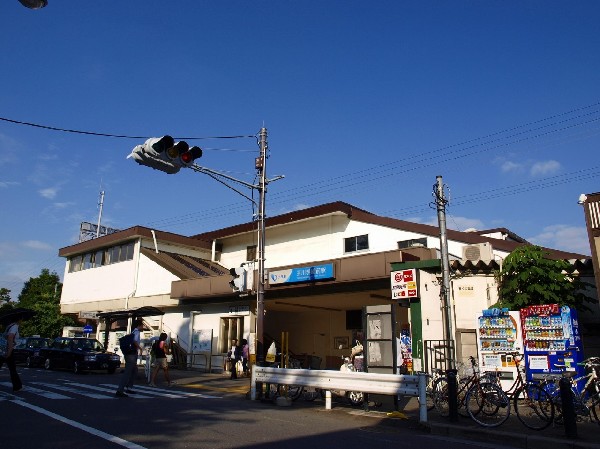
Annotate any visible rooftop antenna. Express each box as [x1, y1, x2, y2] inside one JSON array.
[[96, 186, 105, 238]]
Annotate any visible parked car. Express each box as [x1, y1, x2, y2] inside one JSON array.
[[12, 337, 52, 367], [39, 337, 121, 374]]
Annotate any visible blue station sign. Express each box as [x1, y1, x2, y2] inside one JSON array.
[[269, 263, 335, 285]]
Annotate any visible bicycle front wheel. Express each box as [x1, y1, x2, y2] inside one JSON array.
[[466, 382, 510, 427], [433, 377, 450, 417], [514, 384, 554, 430], [425, 376, 446, 411]]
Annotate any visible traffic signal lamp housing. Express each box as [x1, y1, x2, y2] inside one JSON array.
[[229, 266, 247, 292], [127, 135, 203, 174]]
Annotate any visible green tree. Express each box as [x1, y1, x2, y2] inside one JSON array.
[[495, 245, 593, 311], [16, 269, 75, 338], [0, 287, 11, 305]]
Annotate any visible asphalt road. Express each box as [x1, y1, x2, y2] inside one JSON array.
[[0, 365, 525, 449]]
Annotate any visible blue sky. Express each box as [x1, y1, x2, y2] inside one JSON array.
[[1, 1, 599, 300]]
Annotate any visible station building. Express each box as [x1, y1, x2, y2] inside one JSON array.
[[58, 201, 598, 372]]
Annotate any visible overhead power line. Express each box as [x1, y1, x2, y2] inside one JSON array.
[[0, 116, 255, 141]]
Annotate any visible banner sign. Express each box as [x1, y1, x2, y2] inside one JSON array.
[[390, 269, 418, 299], [269, 263, 334, 285]]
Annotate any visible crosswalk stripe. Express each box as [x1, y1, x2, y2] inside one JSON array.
[[1, 380, 222, 400], [0, 382, 71, 399], [99, 383, 221, 399], [30, 382, 115, 399]]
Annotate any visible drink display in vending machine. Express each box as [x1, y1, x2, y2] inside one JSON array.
[[475, 308, 523, 390], [520, 304, 584, 381]]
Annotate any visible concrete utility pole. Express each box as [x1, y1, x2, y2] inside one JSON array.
[[255, 127, 267, 366], [434, 175, 455, 370]]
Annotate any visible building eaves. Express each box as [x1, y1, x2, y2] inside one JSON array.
[[58, 225, 212, 258]]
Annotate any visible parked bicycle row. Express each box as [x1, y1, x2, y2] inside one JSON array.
[[425, 353, 600, 430]]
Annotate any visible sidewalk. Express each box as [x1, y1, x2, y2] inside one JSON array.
[[165, 368, 600, 449]]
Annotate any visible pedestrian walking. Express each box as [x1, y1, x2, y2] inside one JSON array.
[[149, 332, 174, 387], [116, 319, 144, 397], [0, 318, 23, 392], [241, 338, 249, 377], [227, 338, 241, 379]]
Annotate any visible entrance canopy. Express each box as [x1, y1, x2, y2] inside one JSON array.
[[97, 306, 164, 321], [97, 306, 164, 348]]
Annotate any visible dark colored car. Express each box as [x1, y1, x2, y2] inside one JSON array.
[[12, 337, 52, 367], [39, 337, 121, 374]]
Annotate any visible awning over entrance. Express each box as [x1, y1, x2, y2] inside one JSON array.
[[97, 306, 165, 321], [97, 306, 165, 348]]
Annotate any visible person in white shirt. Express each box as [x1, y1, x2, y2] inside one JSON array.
[[1, 319, 23, 392]]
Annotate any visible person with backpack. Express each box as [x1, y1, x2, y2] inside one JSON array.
[[149, 332, 173, 387], [0, 318, 23, 392], [115, 319, 143, 397]]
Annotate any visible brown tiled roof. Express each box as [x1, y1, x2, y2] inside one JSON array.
[[59, 226, 211, 257]]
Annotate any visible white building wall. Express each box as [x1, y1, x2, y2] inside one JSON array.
[[136, 253, 180, 297], [61, 260, 137, 304], [217, 215, 463, 269]]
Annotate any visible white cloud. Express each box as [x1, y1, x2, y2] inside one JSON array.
[[0, 180, 19, 188], [22, 240, 53, 251], [39, 187, 59, 199], [530, 160, 561, 177], [500, 161, 523, 173], [528, 224, 590, 255]]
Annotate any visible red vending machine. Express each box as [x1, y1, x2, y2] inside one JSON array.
[[475, 308, 523, 390], [520, 304, 584, 381]]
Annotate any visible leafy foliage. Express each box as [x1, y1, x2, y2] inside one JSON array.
[[7, 269, 76, 337], [0, 288, 11, 305], [495, 245, 593, 311]]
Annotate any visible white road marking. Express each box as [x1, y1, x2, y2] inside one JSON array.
[[100, 383, 222, 399], [11, 400, 148, 449], [0, 382, 70, 399], [30, 382, 115, 399]]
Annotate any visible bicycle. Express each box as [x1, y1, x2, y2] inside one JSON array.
[[423, 368, 446, 411], [495, 352, 554, 430], [464, 378, 511, 427], [540, 357, 600, 425], [433, 356, 498, 418]]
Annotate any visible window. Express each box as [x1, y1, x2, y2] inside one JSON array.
[[83, 253, 93, 270], [246, 245, 257, 262], [68, 241, 135, 273], [398, 237, 427, 249], [122, 242, 134, 261], [111, 246, 121, 264], [69, 255, 83, 273], [93, 249, 104, 267], [344, 234, 369, 253], [219, 316, 244, 353]]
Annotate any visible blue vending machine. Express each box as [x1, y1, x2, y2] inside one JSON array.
[[520, 304, 584, 381]]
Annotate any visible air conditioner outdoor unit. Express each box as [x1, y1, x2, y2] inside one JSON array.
[[462, 242, 493, 263]]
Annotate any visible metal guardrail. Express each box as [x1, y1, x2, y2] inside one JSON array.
[[251, 366, 428, 423]]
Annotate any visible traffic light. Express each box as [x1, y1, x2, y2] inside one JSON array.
[[128, 136, 180, 174], [229, 266, 247, 292], [180, 146, 203, 167], [127, 135, 203, 174]]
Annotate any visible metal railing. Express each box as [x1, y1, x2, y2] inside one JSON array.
[[251, 366, 428, 423]]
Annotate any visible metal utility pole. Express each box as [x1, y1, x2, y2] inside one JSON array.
[[434, 175, 455, 370], [96, 190, 105, 238], [255, 127, 267, 366]]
